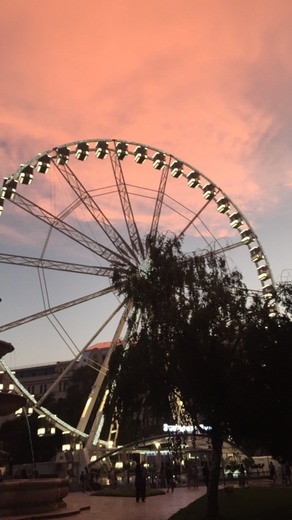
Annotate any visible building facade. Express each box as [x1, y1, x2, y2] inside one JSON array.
[[14, 342, 110, 401]]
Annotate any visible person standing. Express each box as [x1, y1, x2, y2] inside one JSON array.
[[187, 462, 193, 488], [109, 466, 117, 489], [269, 461, 276, 483], [165, 458, 175, 493], [80, 470, 86, 492], [202, 461, 209, 488], [239, 463, 246, 487], [160, 462, 166, 488], [192, 463, 199, 489], [135, 461, 147, 502], [285, 463, 291, 484]]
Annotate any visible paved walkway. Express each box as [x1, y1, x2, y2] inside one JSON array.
[[2, 487, 206, 520], [63, 487, 206, 520]]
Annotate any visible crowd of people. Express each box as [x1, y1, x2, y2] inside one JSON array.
[[79, 466, 102, 492], [79, 457, 210, 500], [134, 458, 207, 502], [78, 457, 292, 501]]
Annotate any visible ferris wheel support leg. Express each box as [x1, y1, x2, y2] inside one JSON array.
[[84, 391, 109, 451], [107, 418, 119, 448], [77, 302, 132, 440]]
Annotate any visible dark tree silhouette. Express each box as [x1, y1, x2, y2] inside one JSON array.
[[106, 234, 292, 518]]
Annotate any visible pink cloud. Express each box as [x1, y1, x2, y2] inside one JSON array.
[[0, 0, 291, 295]]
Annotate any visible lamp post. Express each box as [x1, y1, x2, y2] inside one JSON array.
[[15, 404, 35, 474]]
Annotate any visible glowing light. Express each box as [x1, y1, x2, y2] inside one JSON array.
[[203, 183, 215, 200], [240, 228, 254, 244], [152, 152, 166, 170], [1, 178, 17, 201], [56, 147, 70, 165], [19, 165, 34, 185], [216, 197, 229, 213], [134, 145, 147, 163], [229, 212, 242, 229], [187, 171, 200, 188], [36, 154, 50, 174], [95, 140, 109, 159], [75, 142, 89, 161], [257, 265, 269, 281], [115, 141, 128, 160], [249, 246, 263, 263], [170, 160, 183, 178], [81, 396, 92, 418]]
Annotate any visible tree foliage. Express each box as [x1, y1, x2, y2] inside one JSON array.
[[106, 234, 292, 518], [108, 235, 253, 435]]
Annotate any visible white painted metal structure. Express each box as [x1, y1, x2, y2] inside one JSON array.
[[0, 139, 276, 450]]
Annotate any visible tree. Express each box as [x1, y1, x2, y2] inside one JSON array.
[[234, 308, 292, 462], [277, 281, 292, 316], [107, 234, 292, 518]]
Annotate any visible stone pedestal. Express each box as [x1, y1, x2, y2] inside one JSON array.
[[0, 478, 70, 517]]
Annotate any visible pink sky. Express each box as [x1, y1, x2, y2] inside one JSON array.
[[0, 0, 292, 366], [1, 1, 291, 198]]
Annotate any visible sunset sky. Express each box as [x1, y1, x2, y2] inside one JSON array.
[[0, 0, 292, 368]]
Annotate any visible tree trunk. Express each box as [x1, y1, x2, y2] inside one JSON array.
[[206, 432, 223, 519]]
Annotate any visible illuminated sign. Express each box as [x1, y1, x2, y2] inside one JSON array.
[[163, 423, 211, 434]]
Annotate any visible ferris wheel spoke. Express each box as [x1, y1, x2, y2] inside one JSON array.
[[178, 196, 216, 239], [148, 156, 171, 244], [36, 298, 127, 409], [153, 189, 219, 250], [81, 300, 133, 442], [0, 252, 116, 276], [12, 193, 134, 267], [109, 147, 144, 260], [53, 160, 137, 263], [0, 286, 114, 332], [210, 240, 246, 255]]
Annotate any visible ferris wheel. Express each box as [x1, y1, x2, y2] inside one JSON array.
[[0, 138, 276, 450]]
